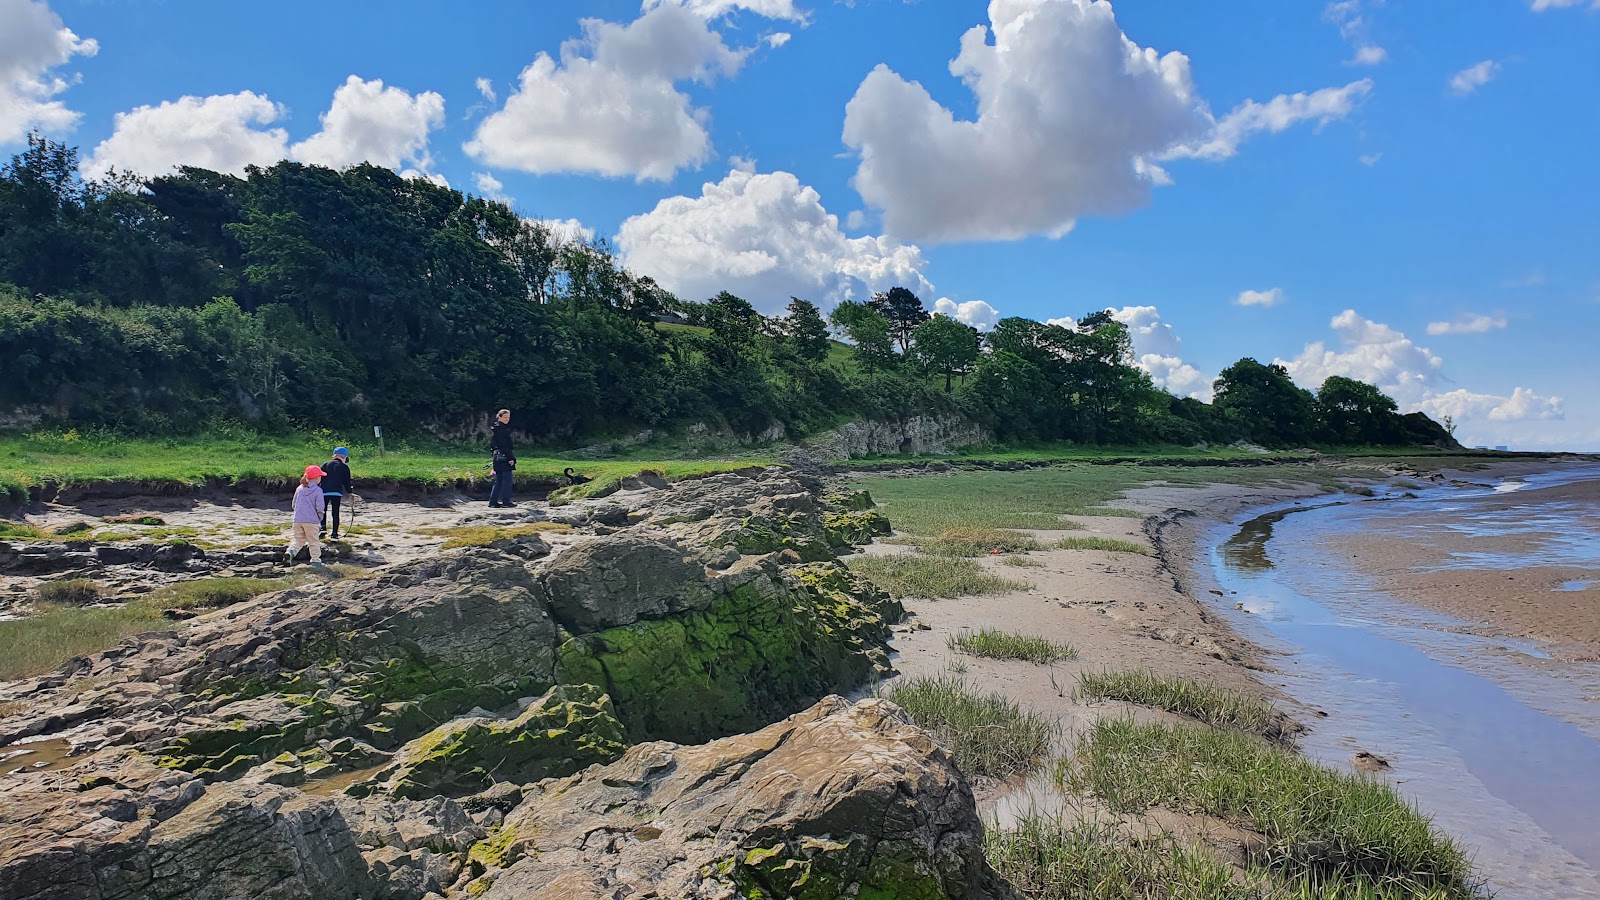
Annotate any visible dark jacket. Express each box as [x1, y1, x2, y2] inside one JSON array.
[[321, 458, 352, 495], [490, 421, 515, 472]]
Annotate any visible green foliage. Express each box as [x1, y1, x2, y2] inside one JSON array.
[[1077, 670, 1291, 743], [844, 554, 1026, 599], [1053, 536, 1149, 555], [0, 137, 1452, 451], [32, 579, 102, 605], [1060, 720, 1481, 897], [984, 815, 1246, 900], [1213, 359, 1318, 448], [917, 526, 1041, 557], [950, 628, 1077, 663], [882, 674, 1051, 779], [909, 314, 980, 391]]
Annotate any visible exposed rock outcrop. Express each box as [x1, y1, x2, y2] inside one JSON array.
[[0, 469, 994, 899], [803, 413, 988, 460]]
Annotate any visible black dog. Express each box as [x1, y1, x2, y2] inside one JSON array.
[[563, 467, 592, 485]]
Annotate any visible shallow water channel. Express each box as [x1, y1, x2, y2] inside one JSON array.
[[1209, 469, 1600, 899]]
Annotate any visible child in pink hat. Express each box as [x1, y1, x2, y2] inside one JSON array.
[[286, 465, 328, 566]]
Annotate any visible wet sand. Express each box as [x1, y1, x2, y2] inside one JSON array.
[[1330, 474, 1600, 659]]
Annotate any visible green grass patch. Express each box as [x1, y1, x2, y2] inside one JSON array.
[[1054, 536, 1149, 555], [32, 579, 103, 605], [918, 526, 1041, 557], [883, 674, 1050, 780], [102, 514, 166, 526], [999, 554, 1043, 568], [950, 628, 1077, 664], [844, 554, 1026, 599], [984, 814, 1244, 900], [1078, 671, 1292, 744], [0, 521, 46, 540], [419, 521, 573, 549], [1059, 719, 1480, 897], [0, 575, 307, 680], [0, 430, 774, 500], [144, 576, 289, 611], [235, 524, 285, 536]]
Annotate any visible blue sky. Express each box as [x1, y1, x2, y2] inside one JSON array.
[[4, 0, 1597, 449]]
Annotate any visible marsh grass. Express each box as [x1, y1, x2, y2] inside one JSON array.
[[50, 521, 95, 536], [1054, 536, 1150, 555], [919, 526, 1041, 557], [1, 575, 292, 680], [984, 815, 1241, 899], [1078, 671, 1292, 744], [1059, 719, 1480, 897], [845, 554, 1026, 599], [882, 674, 1050, 779], [999, 554, 1044, 567], [419, 521, 573, 549], [32, 579, 103, 606], [0, 521, 46, 540], [103, 514, 166, 526], [950, 628, 1077, 664]]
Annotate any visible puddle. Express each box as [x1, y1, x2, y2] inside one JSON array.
[[301, 760, 389, 796], [0, 737, 77, 776], [1558, 578, 1599, 592], [1211, 472, 1600, 899]]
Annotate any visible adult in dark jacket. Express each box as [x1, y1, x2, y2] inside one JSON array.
[[489, 409, 516, 508], [320, 447, 353, 539]]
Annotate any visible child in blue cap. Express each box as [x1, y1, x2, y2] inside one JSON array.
[[320, 447, 353, 540]]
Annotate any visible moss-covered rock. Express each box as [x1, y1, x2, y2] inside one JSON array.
[[555, 561, 899, 744], [349, 684, 627, 799]]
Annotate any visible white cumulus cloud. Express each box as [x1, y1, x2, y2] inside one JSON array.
[[83, 77, 446, 180], [474, 172, 511, 204], [530, 217, 595, 245], [1449, 60, 1500, 96], [1234, 288, 1285, 308], [642, 0, 806, 21], [1278, 310, 1561, 441], [1107, 305, 1213, 400], [1425, 312, 1506, 335], [465, 4, 746, 181], [841, 0, 1371, 243], [765, 31, 792, 47], [934, 297, 1000, 330], [83, 92, 290, 179], [617, 167, 931, 313], [289, 76, 444, 171], [0, 0, 98, 144]]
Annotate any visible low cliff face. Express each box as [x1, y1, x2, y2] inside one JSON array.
[[0, 468, 1004, 899], [804, 414, 989, 460]]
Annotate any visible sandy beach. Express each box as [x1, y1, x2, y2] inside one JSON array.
[[1328, 473, 1600, 659]]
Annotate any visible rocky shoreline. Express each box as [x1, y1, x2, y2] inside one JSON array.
[[0, 468, 1008, 899]]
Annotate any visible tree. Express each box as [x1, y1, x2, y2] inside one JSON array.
[[1076, 309, 1115, 330], [1212, 359, 1316, 446], [828, 300, 896, 371], [782, 297, 830, 362], [869, 286, 929, 353], [910, 314, 980, 391], [1316, 376, 1401, 444]]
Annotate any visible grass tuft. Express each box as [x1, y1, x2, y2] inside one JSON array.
[[0, 521, 46, 540], [1059, 719, 1480, 897], [918, 526, 1041, 557], [1, 575, 290, 680], [50, 521, 95, 536], [1078, 670, 1293, 744], [999, 554, 1044, 568], [845, 554, 1026, 599], [883, 674, 1050, 780], [418, 521, 573, 549], [1054, 536, 1149, 555], [951, 628, 1077, 664], [32, 579, 103, 606], [984, 814, 1242, 899], [102, 514, 166, 526]]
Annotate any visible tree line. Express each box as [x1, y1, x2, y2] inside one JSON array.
[[0, 135, 1451, 449]]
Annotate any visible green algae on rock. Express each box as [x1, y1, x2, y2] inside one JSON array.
[[349, 684, 627, 800]]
